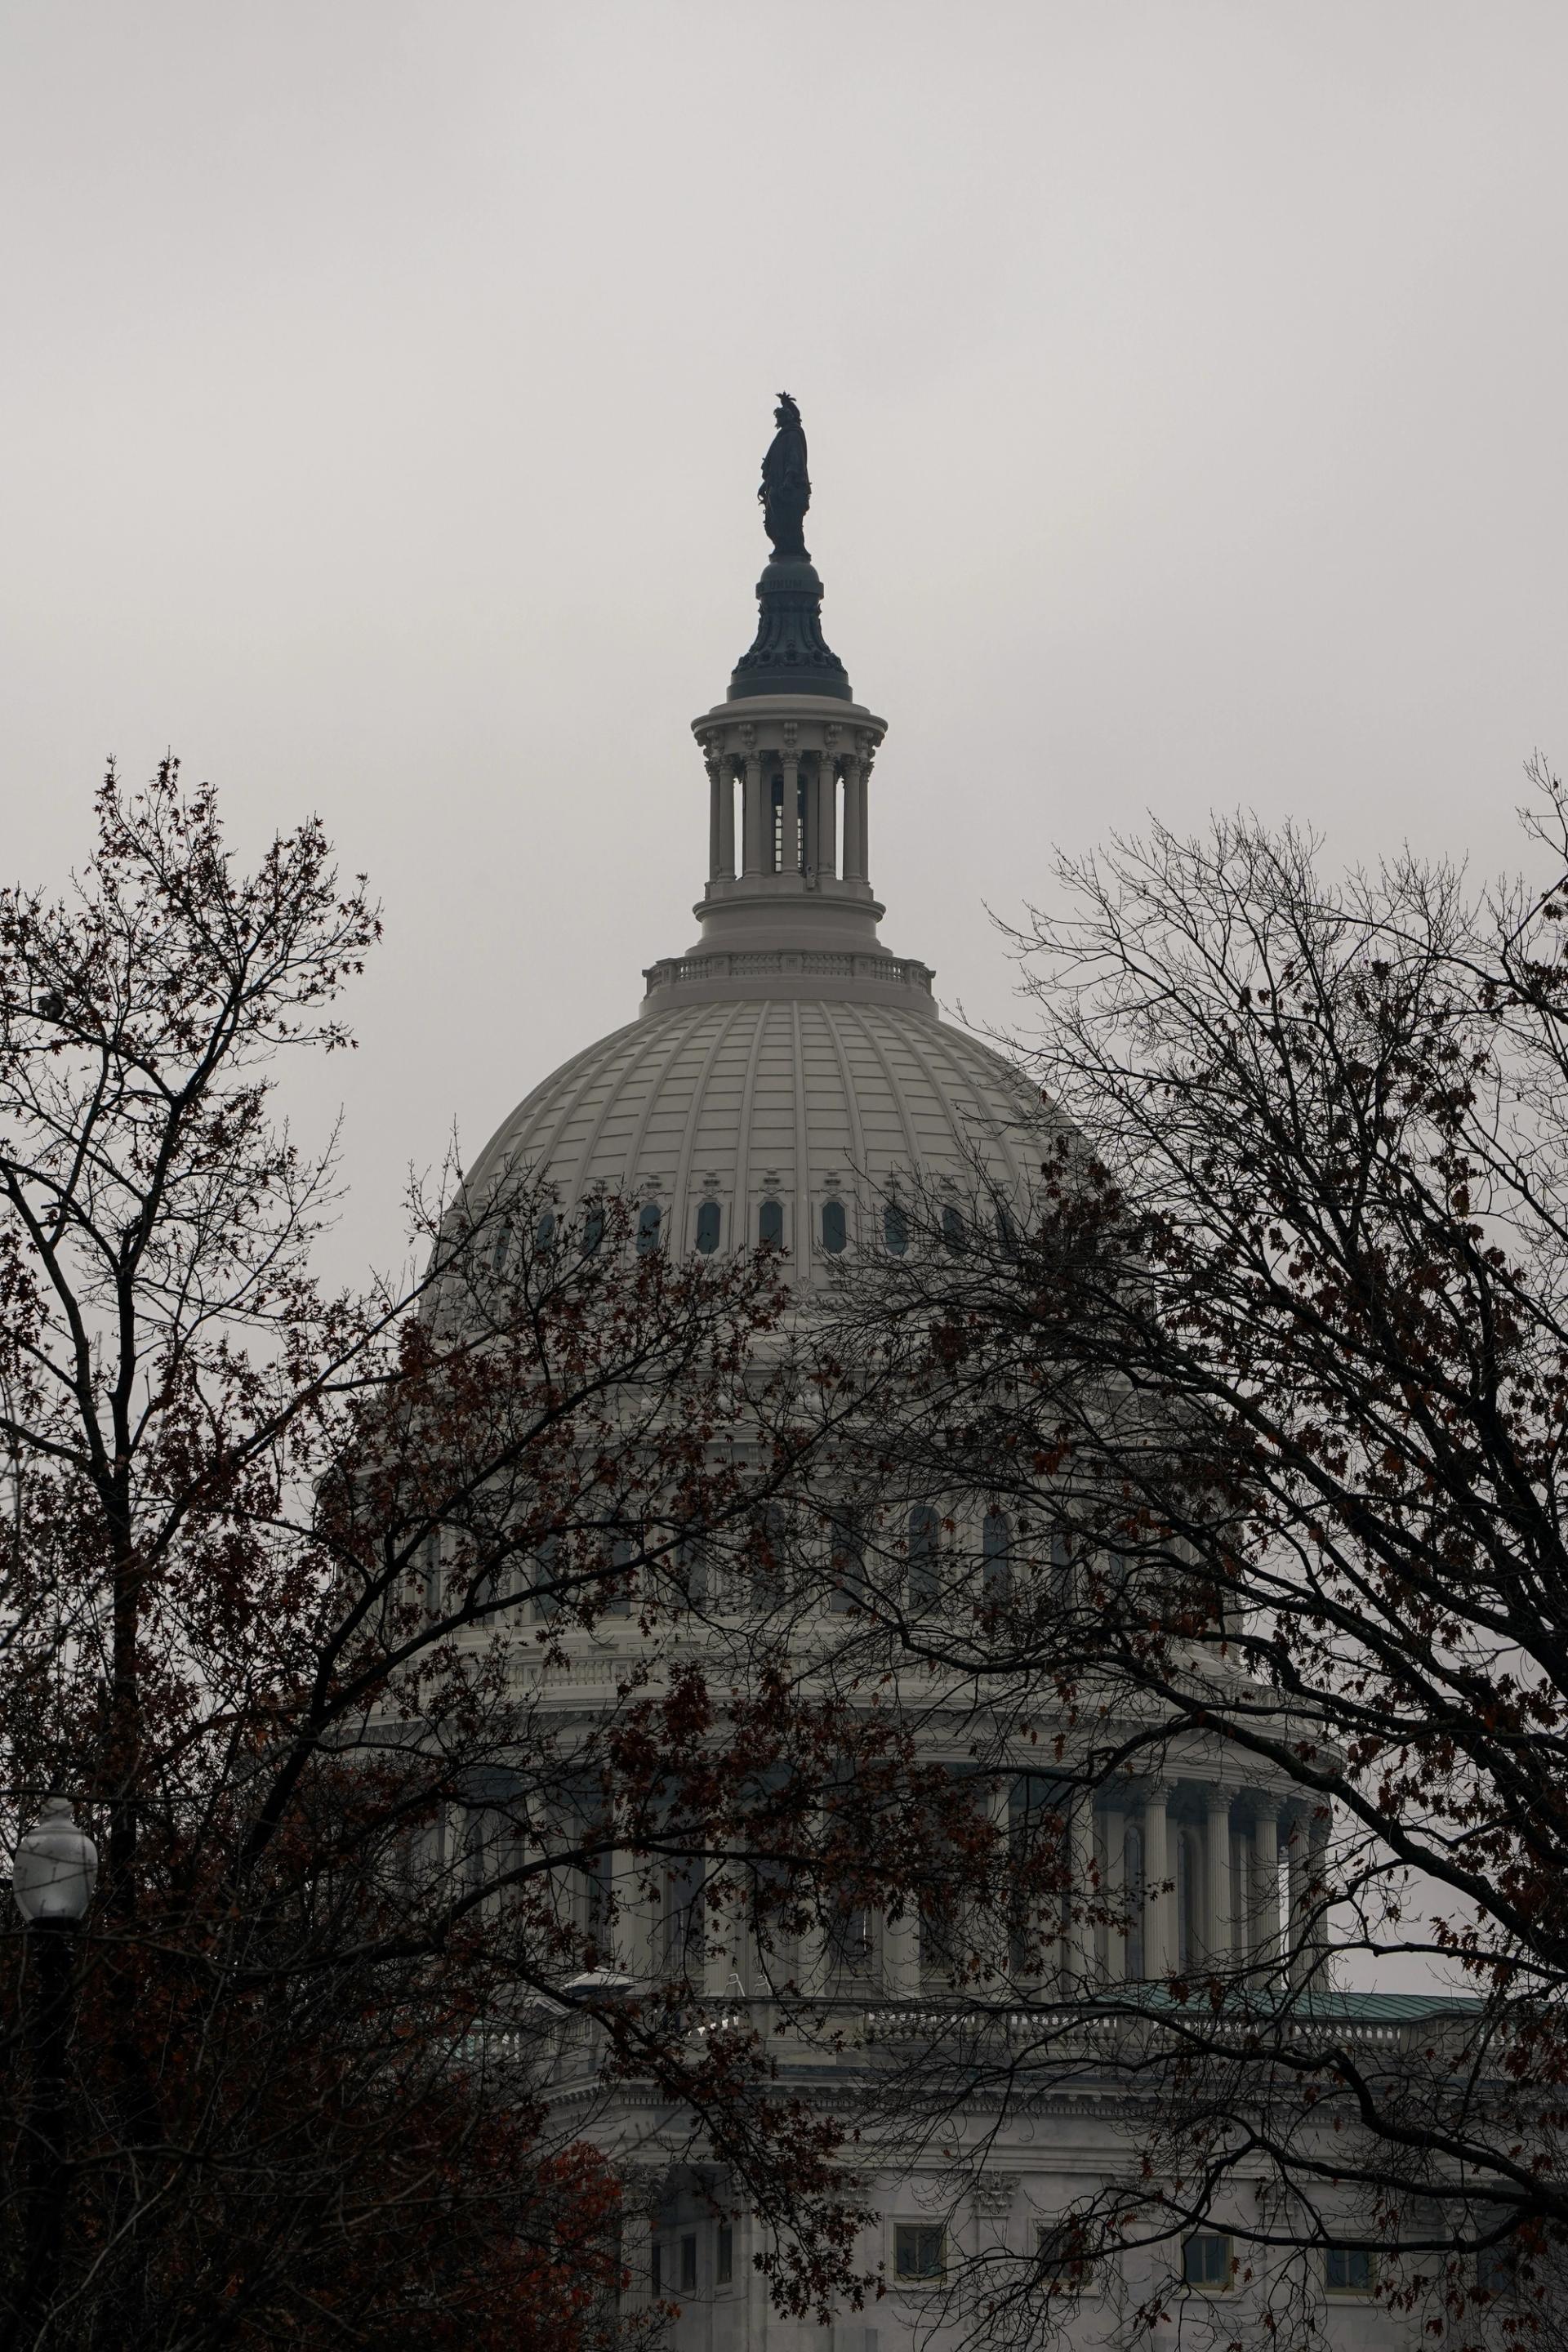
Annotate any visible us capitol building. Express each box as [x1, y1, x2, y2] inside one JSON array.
[[465, 402, 1430, 2352]]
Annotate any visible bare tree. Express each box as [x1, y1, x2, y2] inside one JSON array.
[[806, 773, 1568, 2346], [0, 764, 913, 2350]]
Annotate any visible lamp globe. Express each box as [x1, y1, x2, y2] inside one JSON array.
[[12, 1797, 98, 1925]]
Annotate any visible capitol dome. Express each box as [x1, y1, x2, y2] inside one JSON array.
[[470, 404, 1036, 1249], [467, 997, 1036, 1292]]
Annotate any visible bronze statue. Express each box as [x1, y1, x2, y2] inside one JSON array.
[[759, 392, 810, 559]]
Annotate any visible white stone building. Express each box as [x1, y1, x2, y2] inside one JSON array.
[[463, 416, 1449, 2352]]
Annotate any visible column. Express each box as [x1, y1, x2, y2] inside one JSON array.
[[1102, 1808, 1125, 1984], [883, 1904, 919, 1998], [1306, 1807, 1331, 1978], [702, 1853, 735, 1998], [817, 749, 838, 877], [1067, 1793, 1098, 1990], [742, 752, 765, 877], [779, 751, 801, 875], [1143, 1787, 1174, 1980], [801, 765, 816, 876], [1285, 1812, 1307, 1989], [856, 750, 871, 882], [716, 755, 735, 879], [795, 1803, 827, 1998], [1250, 1807, 1281, 1984], [985, 1776, 1013, 1989], [1204, 1789, 1232, 1971], [617, 2164, 661, 2333], [841, 756, 863, 882], [706, 755, 722, 880], [608, 1844, 641, 1976]]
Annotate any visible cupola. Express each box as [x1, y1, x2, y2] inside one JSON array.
[[642, 395, 915, 1017]]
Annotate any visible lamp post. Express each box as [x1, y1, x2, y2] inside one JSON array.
[[11, 1795, 97, 2338]]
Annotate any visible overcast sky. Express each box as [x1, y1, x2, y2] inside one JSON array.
[[3, 1, 1566, 1281]]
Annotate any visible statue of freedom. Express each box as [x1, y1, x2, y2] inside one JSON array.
[[759, 392, 811, 559]]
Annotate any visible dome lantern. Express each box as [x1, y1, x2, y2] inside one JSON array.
[[654, 396, 899, 1015]]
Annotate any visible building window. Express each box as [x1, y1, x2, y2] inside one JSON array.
[[751, 1503, 788, 1606], [1325, 2247, 1375, 2296], [758, 1196, 784, 1249], [1036, 2222, 1098, 2294], [893, 2225, 946, 2283], [534, 1207, 556, 1252], [651, 2243, 662, 2294], [1477, 2241, 1520, 2299], [941, 1203, 965, 1250], [1123, 1824, 1145, 1980], [680, 2235, 698, 2292], [1183, 2233, 1234, 2291], [532, 1535, 564, 1622], [822, 1196, 847, 1254], [982, 1510, 1012, 1603], [883, 1200, 908, 1256], [908, 1504, 940, 1608], [675, 1538, 708, 1610], [604, 1536, 634, 1617], [581, 1204, 605, 1255], [695, 1199, 721, 1254], [829, 1899, 875, 1977], [715, 2222, 734, 2286], [636, 1200, 662, 1254], [828, 1515, 866, 1613]]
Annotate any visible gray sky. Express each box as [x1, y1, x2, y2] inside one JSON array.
[[4, 1, 1566, 1280]]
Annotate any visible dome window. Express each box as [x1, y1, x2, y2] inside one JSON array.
[[883, 1201, 909, 1256], [758, 1197, 784, 1250], [821, 1197, 847, 1255], [636, 1201, 662, 1254], [581, 1205, 605, 1256], [695, 1200, 721, 1254], [535, 1209, 556, 1252], [941, 1205, 965, 1251]]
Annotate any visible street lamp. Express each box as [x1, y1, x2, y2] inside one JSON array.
[[11, 1795, 97, 2338]]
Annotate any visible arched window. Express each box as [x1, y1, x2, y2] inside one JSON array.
[[941, 1203, 965, 1251], [581, 1205, 605, 1256], [636, 1200, 662, 1254], [758, 1197, 784, 1250], [534, 1208, 556, 1252], [1123, 1825, 1145, 1980], [821, 1197, 847, 1254], [883, 1200, 908, 1256], [982, 1510, 1012, 1603], [695, 1199, 721, 1254], [908, 1503, 940, 1608], [491, 1218, 514, 1276]]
